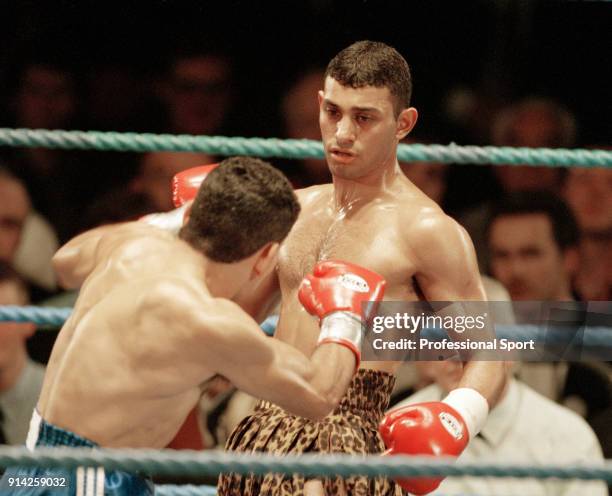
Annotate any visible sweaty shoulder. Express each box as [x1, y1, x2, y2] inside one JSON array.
[[404, 206, 469, 252], [84, 223, 192, 289], [103, 223, 178, 262]]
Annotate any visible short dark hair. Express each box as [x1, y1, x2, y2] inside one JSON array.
[[179, 157, 300, 263], [325, 40, 412, 114], [486, 191, 580, 252]]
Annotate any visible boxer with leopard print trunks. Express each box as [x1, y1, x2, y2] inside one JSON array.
[[217, 41, 507, 496]]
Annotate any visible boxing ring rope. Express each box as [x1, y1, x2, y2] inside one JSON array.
[[0, 446, 611, 481], [156, 485, 217, 496], [1, 305, 611, 348], [0, 306, 71, 327], [0, 128, 611, 167]]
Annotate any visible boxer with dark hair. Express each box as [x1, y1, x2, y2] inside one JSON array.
[[0, 157, 380, 496], [219, 41, 506, 496]]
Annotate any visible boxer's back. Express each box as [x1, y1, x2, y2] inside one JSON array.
[[38, 224, 214, 448]]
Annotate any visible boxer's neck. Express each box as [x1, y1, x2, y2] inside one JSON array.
[[331, 162, 401, 210]]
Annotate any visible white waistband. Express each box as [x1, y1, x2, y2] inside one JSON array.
[[26, 408, 42, 451], [25, 408, 106, 495]]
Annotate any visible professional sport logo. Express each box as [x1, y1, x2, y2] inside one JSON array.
[[338, 273, 370, 293]]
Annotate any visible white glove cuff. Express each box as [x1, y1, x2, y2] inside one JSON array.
[[318, 311, 362, 349], [442, 388, 489, 441]]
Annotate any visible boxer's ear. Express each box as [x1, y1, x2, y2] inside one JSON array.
[[252, 242, 279, 278], [396, 107, 418, 141]]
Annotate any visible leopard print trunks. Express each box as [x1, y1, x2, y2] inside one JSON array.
[[217, 369, 404, 496]]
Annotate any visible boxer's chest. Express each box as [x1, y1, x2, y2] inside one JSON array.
[[279, 203, 417, 298]]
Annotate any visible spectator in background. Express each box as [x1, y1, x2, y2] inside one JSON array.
[[399, 136, 449, 206], [280, 69, 330, 187], [158, 51, 234, 136], [487, 191, 579, 302], [485, 191, 612, 443], [563, 161, 612, 301], [80, 150, 215, 233], [2, 58, 85, 242], [491, 98, 576, 191], [392, 360, 607, 496], [0, 166, 58, 302], [460, 97, 577, 270], [9, 60, 78, 132], [0, 261, 45, 446], [85, 64, 148, 132], [131, 151, 215, 212]]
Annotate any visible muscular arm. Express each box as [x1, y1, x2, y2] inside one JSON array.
[[52, 224, 125, 289], [52, 222, 160, 289], [410, 213, 506, 407], [169, 288, 355, 420]]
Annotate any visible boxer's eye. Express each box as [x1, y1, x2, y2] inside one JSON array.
[[325, 106, 340, 118]]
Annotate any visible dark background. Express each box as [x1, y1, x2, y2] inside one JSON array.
[[0, 0, 610, 142]]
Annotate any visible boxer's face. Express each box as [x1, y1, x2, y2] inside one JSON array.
[[318, 77, 410, 180], [488, 213, 572, 300]]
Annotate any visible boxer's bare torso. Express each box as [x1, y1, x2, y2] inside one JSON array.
[[38, 224, 220, 448], [275, 172, 485, 375], [38, 222, 358, 448]]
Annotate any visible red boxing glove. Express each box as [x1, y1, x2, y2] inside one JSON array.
[[379, 388, 489, 495], [172, 163, 219, 207], [299, 260, 385, 319], [141, 163, 219, 234], [298, 260, 386, 371]]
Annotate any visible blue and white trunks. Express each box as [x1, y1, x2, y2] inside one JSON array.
[[0, 410, 153, 495]]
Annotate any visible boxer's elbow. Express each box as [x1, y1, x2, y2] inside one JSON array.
[[283, 379, 342, 420], [302, 379, 347, 420], [52, 250, 82, 289]]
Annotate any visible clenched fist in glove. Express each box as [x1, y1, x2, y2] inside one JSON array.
[[298, 259, 386, 371], [140, 163, 219, 234], [379, 388, 489, 494]]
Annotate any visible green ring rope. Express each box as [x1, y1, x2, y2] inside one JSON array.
[[0, 447, 610, 481], [0, 128, 609, 167]]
